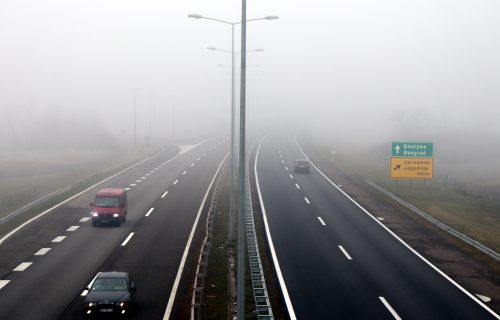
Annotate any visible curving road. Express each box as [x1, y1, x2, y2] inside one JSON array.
[[0, 138, 228, 320], [254, 131, 499, 320]]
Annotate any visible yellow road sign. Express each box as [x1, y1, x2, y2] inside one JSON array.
[[390, 157, 433, 179]]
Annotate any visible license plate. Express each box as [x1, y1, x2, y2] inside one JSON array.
[[100, 308, 113, 313]]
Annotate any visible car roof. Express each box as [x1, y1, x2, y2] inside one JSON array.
[[96, 188, 126, 197], [97, 271, 129, 279]]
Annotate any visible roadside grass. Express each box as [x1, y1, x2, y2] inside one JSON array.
[[326, 149, 500, 253], [0, 147, 151, 218]]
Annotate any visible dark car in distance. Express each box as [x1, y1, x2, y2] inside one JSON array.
[[84, 271, 136, 317], [293, 159, 311, 173]]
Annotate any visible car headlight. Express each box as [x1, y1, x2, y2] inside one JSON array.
[[92, 212, 98, 217], [113, 214, 119, 217], [87, 302, 95, 307]]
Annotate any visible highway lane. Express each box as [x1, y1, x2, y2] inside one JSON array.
[[254, 131, 498, 319], [0, 138, 227, 319]]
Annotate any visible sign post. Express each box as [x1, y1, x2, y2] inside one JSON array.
[[390, 142, 434, 179]]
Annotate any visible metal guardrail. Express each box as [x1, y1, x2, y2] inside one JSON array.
[[366, 179, 500, 262], [246, 170, 274, 319], [0, 185, 72, 224]]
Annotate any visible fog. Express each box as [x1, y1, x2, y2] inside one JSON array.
[[1, 0, 499, 150]]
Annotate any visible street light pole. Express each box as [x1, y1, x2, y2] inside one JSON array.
[[238, 0, 247, 318]]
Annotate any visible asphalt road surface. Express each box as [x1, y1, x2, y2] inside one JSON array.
[[0, 138, 228, 320], [254, 131, 499, 320]]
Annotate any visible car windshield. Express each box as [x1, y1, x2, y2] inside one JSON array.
[[94, 196, 120, 207], [297, 160, 308, 166], [91, 278, 128, 291]]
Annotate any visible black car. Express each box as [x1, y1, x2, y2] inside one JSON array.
[[293, 159, 311, 173], [84, 271, 136, 317]]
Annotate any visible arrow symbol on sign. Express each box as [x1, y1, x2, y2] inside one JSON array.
[[395, 145, 400, 154], [393, 165, 401, 170]]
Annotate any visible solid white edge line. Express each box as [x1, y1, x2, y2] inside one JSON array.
[[161, 191, 169, 199], [317, 217, 326, 226], [294, 132, 500, 319], [121, 232, 135, 246], [13, 262, 33, 272], [34, 248, 51, 256], [0, 147, 166, 246], [254, 134, 298, 320], [145, 208, 155, 217], [379, 297, 402, 320], [338, 245, 353, 260], [163, 153, 229, 320]]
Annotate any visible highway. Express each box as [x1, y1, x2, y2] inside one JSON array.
[[0, 138, 228, 320], [254, 131, 499, 320]]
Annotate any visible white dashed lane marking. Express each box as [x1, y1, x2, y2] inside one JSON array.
[[141, 176, 147, 179], [182, 171, 187, 176], [379, 297, 402, 320], [161, 191, 169, 199], [304, 197, 310, 204], [289, 174, 294, 179], [173, 180, 179, 185], [145, 208, 155, 217], [338, 245, 352, 260], [295, 184, 301, 189], [13, 262, 33, 272], [285, 166, 289, 171], [66, 226, 79, 232], [79, 217, 90, 223], [190, 163, 195, 167], [52, 236, 66, 243], [0, 280, 10, 290], [124, 187, 131, 191], [34, 248, 51, 256], [317, 217, 326, 226], [130, 183, 137, 187], [135, 180, 142, 183], [121, 233, 135, 246]]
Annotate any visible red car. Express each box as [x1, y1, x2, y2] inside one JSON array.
[[90, 188, 128, 226]]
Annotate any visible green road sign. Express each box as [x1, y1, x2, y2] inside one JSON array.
[[391, 142, 433, 157]]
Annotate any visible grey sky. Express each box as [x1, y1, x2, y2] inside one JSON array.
[[1, 0, 499, 148]]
